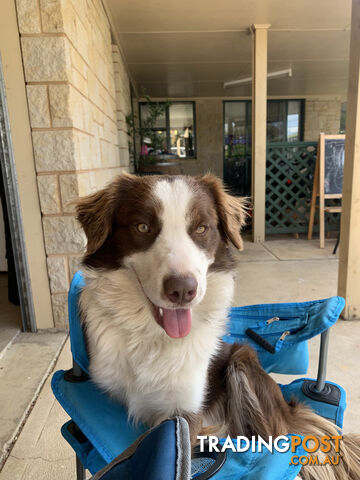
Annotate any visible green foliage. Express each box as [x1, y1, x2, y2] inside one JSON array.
[[126, 90, 171, 170]]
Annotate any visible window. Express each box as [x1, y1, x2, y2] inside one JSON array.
[[224, 99, 304, 152], [267, 100, 304, 142], [139, 102, 196, 158], [224, 101, 251, 161]]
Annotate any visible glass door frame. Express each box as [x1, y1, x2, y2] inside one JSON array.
[[0, 56, 36, 332]]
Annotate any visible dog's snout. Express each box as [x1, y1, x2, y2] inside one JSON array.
[[163, 276, 198, 304]]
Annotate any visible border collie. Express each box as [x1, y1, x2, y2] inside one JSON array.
[[77, 173, 360, 479]]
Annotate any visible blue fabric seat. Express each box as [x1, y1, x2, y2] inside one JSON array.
[[51, 271, 347, 479]]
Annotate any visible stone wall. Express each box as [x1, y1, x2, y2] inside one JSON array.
[[177, 99, 224, 177], [304, 97, 342, 141], [16, 0, 131, 327], [195, 99, 223, 177]]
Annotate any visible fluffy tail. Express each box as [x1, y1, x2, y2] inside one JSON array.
[[222, 343, 360, 480], [289, 404, 360, 480]]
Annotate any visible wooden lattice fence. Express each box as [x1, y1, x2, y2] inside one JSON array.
[[266, 142, 340, 234]]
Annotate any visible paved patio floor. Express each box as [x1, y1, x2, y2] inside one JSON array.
[[1, 236, 359, 479]]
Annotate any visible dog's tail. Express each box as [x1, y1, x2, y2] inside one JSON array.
[[224, 343, 360, 480], [289, 403, 360, 480]]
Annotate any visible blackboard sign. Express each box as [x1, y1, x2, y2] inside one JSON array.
[[324, 138, 345, 195], [308, 133, 344, 248]]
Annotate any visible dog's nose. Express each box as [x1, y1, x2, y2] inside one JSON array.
[[163, 276, 198, 304]]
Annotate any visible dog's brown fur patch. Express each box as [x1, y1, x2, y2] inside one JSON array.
[[199, 174, 247, 251], [77, 173, 163, 269]]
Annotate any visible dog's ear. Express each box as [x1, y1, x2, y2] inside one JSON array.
[[199, 174, 247, 251], [76, 173, 135, 255]]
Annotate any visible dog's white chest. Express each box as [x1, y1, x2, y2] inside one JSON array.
[[88, 322, 211, 425]]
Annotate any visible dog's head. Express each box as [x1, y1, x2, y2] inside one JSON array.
[[77, 173, 246, 339]]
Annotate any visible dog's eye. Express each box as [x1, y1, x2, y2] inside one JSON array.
[[136, 223, 150, 233], [195, 225, 208, 234]]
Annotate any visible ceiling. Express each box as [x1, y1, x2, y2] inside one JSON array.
[[105, 0, 351, 98]]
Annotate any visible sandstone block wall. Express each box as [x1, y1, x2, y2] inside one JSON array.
[[16, 0, 132, 327], [304, 97, 342, 141]]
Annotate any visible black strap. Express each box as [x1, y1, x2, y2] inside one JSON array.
[[245, 328, 275, 354], [67, 421, 88, 444]]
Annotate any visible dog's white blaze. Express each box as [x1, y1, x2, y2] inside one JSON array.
[[123, 178, 212, 308]]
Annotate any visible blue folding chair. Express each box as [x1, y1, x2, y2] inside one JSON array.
[[52, 271, 346, 479]]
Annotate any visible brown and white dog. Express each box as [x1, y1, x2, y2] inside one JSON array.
[[77, 173, 360, 480]]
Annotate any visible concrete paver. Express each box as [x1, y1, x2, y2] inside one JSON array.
[[0, 341, 76, 480], [0, 332, 67, 466], [233, 257, 339, 305], [263, 237, 338, 261]]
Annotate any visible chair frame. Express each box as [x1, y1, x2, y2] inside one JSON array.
[[73, 360, 87, 480]]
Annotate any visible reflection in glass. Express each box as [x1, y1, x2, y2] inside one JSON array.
[[139, 102, 195, 158], [169, 103, 195, 158], [287, 101, 301, 142], [267, 101, 286, 142], [224, 101, 252, 196], [140, 104, 166, 129]]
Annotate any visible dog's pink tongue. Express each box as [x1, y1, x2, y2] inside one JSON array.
[[161, 308, 192, 338]]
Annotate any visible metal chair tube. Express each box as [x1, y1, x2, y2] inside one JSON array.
[[314, 329, 330, 393]]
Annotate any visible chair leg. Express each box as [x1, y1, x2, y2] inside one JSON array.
[[333, 232, 340, 255], [76, 454, 86, 480]]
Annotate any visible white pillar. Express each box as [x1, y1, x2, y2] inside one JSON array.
[[338, 0, 360, 319], [251, 24, 270, 243]]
